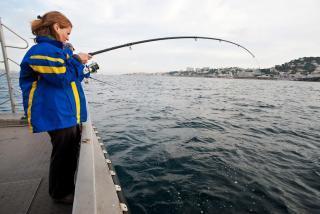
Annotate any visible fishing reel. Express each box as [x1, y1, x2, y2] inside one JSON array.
[[86, 61, 99, 73], [84, 62, 99, 84]]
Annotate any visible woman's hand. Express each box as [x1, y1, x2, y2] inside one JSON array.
[[76, 53, 92, 64]]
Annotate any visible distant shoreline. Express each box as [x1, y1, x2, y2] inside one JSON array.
[[161, 73, 320, 82]]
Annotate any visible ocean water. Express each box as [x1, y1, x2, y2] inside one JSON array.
[[0, 73, 23, 112], [1, 74, 320, 213], [85, 75, 320, 214]]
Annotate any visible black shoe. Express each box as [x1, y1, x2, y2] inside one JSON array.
[[53, 193, 74, 204]]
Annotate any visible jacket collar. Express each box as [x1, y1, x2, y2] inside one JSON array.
[[35, 36, 63, 49]]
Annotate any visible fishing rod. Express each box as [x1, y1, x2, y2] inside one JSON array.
[[86, 36, 256, 88], [89, 36, 255, 58]]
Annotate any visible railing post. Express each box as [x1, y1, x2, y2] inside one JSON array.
[[0, 17, 16, 113]]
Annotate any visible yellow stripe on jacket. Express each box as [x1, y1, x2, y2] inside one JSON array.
[[30, 55, 65, 64], [71, 82, 80, 123], [27, 81, 37, 132], [30, 65, 66, 74]]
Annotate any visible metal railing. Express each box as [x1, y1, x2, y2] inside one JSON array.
[[0, 17, 29, 113]]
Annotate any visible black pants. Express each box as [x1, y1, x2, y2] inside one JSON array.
[[48, 125, 81, 199]]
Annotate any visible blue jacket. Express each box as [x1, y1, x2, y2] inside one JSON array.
[[19, 36, 88, 133]]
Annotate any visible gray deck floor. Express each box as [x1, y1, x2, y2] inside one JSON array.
[[0, 124, 72, 214]]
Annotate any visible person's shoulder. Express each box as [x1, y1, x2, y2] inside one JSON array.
[[33, 42, 62, 52], [28, 42, 65, 58], [63, 48, 73, 58]]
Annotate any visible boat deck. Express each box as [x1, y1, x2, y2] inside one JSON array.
[[0, 113, 125, 214], [0, 114, 72, 214]]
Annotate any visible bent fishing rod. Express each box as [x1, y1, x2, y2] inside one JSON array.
[[87, 36, 257, 87], [89, 36, 255, 58]]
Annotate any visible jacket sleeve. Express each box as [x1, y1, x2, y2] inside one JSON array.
[[69, 55, 89, 82], [63, 47, 88, 82], [27, 51, 83, 87]]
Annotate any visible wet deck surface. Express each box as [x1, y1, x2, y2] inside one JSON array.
[[0, 118, 72, 214]]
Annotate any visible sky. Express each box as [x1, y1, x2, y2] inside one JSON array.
[[0, 0, 319, 74]]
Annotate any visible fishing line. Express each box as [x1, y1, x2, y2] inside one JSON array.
[[89, 76, 113, 85], [88, 76, 124, 94]]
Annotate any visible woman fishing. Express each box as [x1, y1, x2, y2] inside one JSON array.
[[19, 11, 91, 203]]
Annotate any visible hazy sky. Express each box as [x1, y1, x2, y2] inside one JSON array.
[[0, 0, 319, 74]]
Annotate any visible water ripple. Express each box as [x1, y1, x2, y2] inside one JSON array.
[[84, 76, 320, 213]]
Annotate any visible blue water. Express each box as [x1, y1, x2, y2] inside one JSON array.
[[85, 75, 320, 214], [0, 72, 23, 112], [2, 74, 320, 213]]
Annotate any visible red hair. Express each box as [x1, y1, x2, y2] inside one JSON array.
[[31, 11, 72, 40]]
